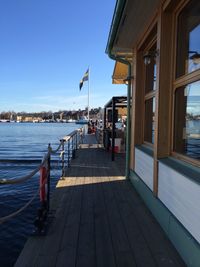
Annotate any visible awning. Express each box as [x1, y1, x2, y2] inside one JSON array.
[[112, 61, 128, 84], [104, 96, 127, 108]]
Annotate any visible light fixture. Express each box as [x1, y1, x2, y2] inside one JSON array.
[[123, 75, 134, 84], [143, 50, 159, 65], [189, 51, 200, 65]]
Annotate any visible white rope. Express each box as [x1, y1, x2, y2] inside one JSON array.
[[60, 150, 65, 157], [0, 152, 49, 185], [0, 129, 81, 185], [0, 170, 50, 224], [50, 141, 62, 154], [0, 188, 38, 224], [0, 129, 82, 223]]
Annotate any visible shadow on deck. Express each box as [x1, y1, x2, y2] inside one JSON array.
[[15, 135, 185, 267]]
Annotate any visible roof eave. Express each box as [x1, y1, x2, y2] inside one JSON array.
[[105, 0, 127, 56]]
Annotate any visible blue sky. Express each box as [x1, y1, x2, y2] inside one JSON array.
[[0, 0, 126, 112]]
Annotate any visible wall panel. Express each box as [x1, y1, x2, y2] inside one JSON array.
[[135, 148, 154, 190], [158, 162, 200, 244]]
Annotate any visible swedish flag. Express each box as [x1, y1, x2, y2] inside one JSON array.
[[79, 69, 89, 90]]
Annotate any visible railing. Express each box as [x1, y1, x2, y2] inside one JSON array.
[[0, 128, 84, 233]]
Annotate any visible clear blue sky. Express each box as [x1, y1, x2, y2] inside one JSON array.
[[0, 0, 126, 112]]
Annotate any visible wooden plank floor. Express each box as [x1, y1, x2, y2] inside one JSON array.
[[15, 134, 185, 267]]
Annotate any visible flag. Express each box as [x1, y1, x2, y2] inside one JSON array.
[[79, 69, 89, 90]]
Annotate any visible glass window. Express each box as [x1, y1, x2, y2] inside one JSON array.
[[176, 0, 200, 78], [144, 97, 155, 144], [145, 43, 157, 93], [174, 80, 200, 160]]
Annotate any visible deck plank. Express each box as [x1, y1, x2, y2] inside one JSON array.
[[75, 177, 96, 267], [56, 177, 85, 267], [93, 176, 117, 267], [111, 179, 157, 267], [119, 180, 185, 267], [15, 134, 185, 267], [102, 176, 137, 267]]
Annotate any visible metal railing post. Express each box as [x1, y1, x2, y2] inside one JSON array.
[[72, 135, 75, 159], [68, 140, 70, 167], [47, 143, 51, 212], [76, 132, 78, 150], [61, 139, 65, 177]]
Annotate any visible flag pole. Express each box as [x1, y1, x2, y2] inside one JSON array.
[[88, 67, 90, 121]]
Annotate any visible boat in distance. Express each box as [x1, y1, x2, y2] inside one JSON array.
[[75, 117, 88, 124]]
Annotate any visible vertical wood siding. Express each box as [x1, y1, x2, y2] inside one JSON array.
[[135, 148, 154, 190], [158, 162, 200, 244]]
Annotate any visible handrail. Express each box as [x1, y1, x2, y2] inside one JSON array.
[[0, 127, 84, 226]]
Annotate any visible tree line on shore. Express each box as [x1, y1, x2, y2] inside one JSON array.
[[0, 107, 102, 121]]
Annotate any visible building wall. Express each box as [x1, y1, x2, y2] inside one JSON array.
[[158, 162, 200, 244], [135, 148, 153, 190], [127, 0, 200, 265]]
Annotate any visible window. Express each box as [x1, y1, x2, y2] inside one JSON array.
[[144, 97, 155, 143], [145, 43, 157, 93], [176, 0, 200, 78], [173, 0, 200, 164], [174, 81, 200, 160], [144, 42, 157, 144]]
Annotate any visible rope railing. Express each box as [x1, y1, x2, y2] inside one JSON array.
[[50, 141, 63, 154], [0, 127, 84, 231], [0, 187, 39, 224], [0, 152, 49, 185], [0, 168, 50, 225], [0, 129, 83, 185]]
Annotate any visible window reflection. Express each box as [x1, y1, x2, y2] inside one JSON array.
[[176, 0, 200, 77], [174, 80, 200, 160], [145, 43, 157, 93], [144, 97, 155, 144], [188, 25, 200, 73]]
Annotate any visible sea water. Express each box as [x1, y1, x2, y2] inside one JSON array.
[[0, 123, 79, 267]]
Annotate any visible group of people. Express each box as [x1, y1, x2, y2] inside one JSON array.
[[87, 120, 97, 134]]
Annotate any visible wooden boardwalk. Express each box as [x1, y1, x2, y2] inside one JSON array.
[[15, 135, 185, 267]]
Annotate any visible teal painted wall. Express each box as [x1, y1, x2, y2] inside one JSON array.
[[129, 170, 200, 267]]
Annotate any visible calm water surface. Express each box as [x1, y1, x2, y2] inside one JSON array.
[[0, 123, 79, 267]]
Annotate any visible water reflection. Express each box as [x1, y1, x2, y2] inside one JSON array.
[[176, 0, 200, 77], [174, 80, 200, 160]]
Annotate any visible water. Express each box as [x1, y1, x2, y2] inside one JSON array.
[[0, 123, 79, 267]]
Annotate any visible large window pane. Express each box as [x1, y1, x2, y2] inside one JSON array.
[[176, 0, 200, 78], [145, 43, 157, 93], [174, 80, 200, 160], [144, 97, 155, 144]]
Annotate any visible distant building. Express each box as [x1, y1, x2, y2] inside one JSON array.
[[23, 116, 33, 122], [16, 116, 23, 122]]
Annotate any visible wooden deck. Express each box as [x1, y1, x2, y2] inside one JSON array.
[[15, 134, 185, 267]]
